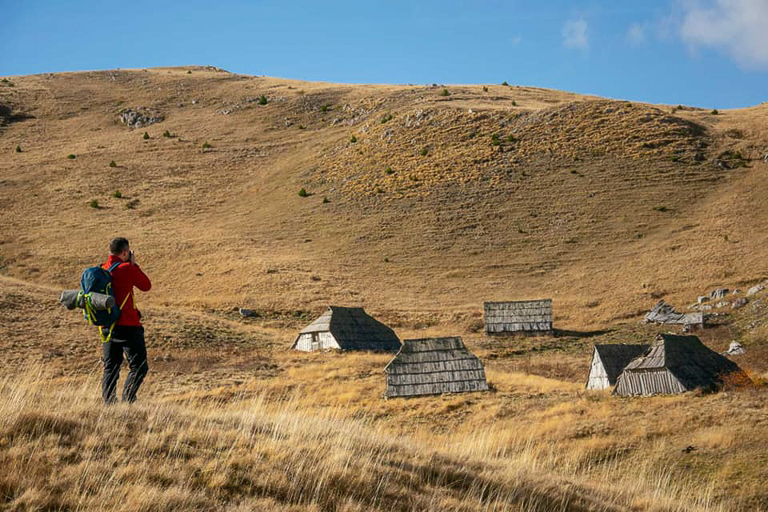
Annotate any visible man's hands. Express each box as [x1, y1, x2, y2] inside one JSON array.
[[129, 250, 137, 265]]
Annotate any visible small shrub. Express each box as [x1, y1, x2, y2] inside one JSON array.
[[490, 133, 500, 146], [202, 142, 212, 150], [653, 206, 668, 212], [350, 135, 357, 143], [163, 130, 172, 137], [112, 190, 122, 198], [126, 199, 139, 209], [67, 154, 76, 159], [187, 70, 192, 74], [440, 88, 450, 96], [381, 114, 393, 124], [298, 125, 306, 130], [15, 145, 21, 153], [670, 155, 679, 162], [258, 95, 268, 105], [501, 81, 509, 86], [383, 257, 389, 263], [420, 147, 428, 156], [298, 188, 308, 197], [143, 132, 150, 140], [322, 196, 330, 204], [89, 199, 100, 209], [320, 104, 332, 112], [109, 160, 116, 167], [511, 100, 517, 106], [570, 169, 578, 174], [483, 86, 488, 92], [507, 134, 516, 142], [375, 187, 384, 194], [385, 167, 394, 175], [711, 109, 719, 115]]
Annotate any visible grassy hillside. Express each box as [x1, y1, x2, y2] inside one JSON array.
[[1, 66, 767, 327], [2, 67, 768, 511]]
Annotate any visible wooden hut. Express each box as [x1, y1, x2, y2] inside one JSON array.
[[292, 306, 401, 352], [484, 300, 553, 335], [585, 344, 650, 390], [644, 300, 705, 328], [384, 337, 488, 398], [613, 333, 746, 396]]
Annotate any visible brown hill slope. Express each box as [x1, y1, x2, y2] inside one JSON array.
[[1, 66, 767, 328]]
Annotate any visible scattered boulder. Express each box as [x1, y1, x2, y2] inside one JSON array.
[[646, 300, 705, 327], [715, 301, 730, 308], [732, 289, 741, 295], [747, 284, 765, 297], [698, 296, 709, 304], [723, 341, 746, 356], [238, 308, 253, 317], [710, 288, 729, 299], [119, 108, 164, 128], [731, 298, 748, 310]]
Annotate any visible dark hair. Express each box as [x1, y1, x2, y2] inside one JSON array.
[[109, 237, 130, 255]]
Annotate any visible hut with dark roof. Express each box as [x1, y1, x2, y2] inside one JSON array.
[[585, 344, 650, 390], [613, 333, 746, 396], [292, 306, 401, 352], [484, 300, 553, 335], [384, 337, 488, 398]]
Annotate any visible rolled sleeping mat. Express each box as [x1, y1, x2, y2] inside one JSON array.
[[59, 290, 116, 311]]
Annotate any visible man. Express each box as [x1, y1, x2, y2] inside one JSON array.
[[101, 237, 152, 403]]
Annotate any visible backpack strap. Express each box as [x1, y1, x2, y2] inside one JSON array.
[[107, 261, 123, 273], [100, 292, 133, 344]]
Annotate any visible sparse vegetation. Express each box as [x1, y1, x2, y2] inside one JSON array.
[[511, 100, 517, 106], [711, 109, 719, 115], [109, 160, 116, 167], [67, 154, 76, 159], [380, 114, 393, 124], [322, 196, 330, 204], [501, 81, 509, 86], [385, 167, 394, 175], [163, 130, 172, 137], [491, 133, 500, 146], [15, 145, 21, 153], [112, 190, 122, 199], [143, 131, 150, 140], [320, 104, 332, 112], [258, 95, 268, 105], [374, 186, 384, 194], [350, 135, 357, 143], [507, 134, 516, 142], [483, 86, 488, 92], [89, 199, 99, 209], [298, 188, 308, 197], [439, 88, 450, 97], [420, 147, 428, 156], [202, 141, 212, 150], [653, 205, 669, 212]]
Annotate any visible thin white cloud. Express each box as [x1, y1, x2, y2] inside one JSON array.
[[626, 23, 646, 45], [679, 0, 768, 69], [510, 35, 522, 46], [562, 18, 589, 50]]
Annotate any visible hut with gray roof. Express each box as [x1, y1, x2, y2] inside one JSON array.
[[484, 300, 553, 335], [292, 306, 400, 352], [585, 344, 650, 390], [384, 337, 488, 398], [613, 333, 746, 396]]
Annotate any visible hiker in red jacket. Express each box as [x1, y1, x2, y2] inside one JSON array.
[[101, 237, 152, 403]]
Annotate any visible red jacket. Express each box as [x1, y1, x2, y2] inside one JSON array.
[[102, 255, 152, 326]]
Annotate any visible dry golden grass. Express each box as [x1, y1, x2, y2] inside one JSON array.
[[2, 365, 764, 512], [3, 68, 768, 511]]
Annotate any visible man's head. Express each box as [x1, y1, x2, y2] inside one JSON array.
[[109, 237, 131, 262]]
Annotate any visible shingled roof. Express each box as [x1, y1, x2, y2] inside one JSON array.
[[613, 333, 745, 396], [384, 337, 488, 398], [292, 306, 401, 352], [484, 300, 553, 334]]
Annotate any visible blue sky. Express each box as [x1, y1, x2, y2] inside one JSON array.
[[1, 0, 767, 108]]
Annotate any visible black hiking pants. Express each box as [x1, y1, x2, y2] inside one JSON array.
[[101, 325, 149, 403]]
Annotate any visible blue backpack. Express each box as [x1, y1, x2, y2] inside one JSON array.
[[79, 262, 131, 343]]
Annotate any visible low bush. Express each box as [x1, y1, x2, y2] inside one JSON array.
[[350, 135, 357, 143], [143, 132, 150, 140], [89, 199, 99, 209], [15, 145, 21, 153], [112, 190, 122, 199], [109, 160, 116, 167], [298, 188, 308, 197], [67, 154, 76, 159], [440, 89, 450, 97], [258, 95, 268, 105]]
